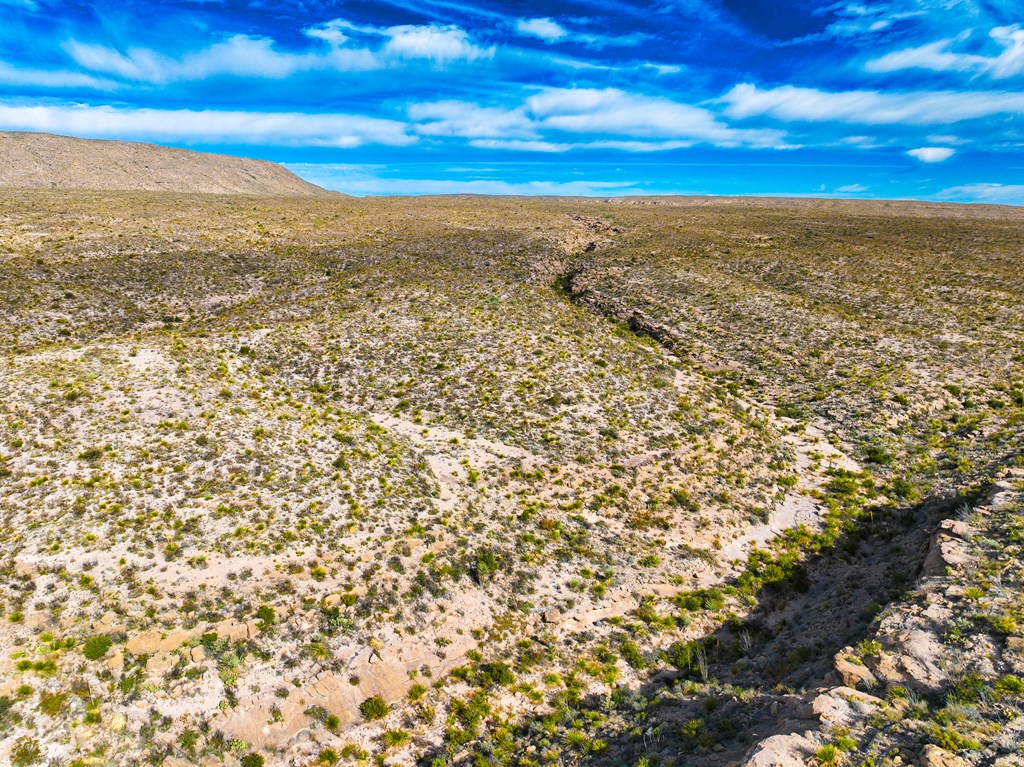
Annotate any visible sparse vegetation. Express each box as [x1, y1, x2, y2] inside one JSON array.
[[0, 190, 1019, 767]]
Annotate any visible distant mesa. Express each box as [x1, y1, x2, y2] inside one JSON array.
[[0, 131, 329, 196]]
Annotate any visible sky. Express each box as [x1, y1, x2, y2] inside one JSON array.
[[0, 0, 1022, 201]]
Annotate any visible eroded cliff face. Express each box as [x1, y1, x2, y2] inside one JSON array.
[[741, 471, 1024, 767]]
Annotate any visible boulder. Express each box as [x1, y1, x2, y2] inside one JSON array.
[[159, 629, 193, 653], [811, 687, 885, 728], [125, 631, 162, 656], [743, 732, 817, 767], [833, 651, 878, 690]]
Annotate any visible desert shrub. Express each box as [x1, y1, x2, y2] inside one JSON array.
[[82, 635, 112, 660], [382, 729, 410, 748], [476, 662, 515, 688], [38, 691, 66, 716], [240, 754, 264, 767], [359, 695, 388, 720], [814, 745, 839, 765], [11, 737, 42, 766], [995, 675, 1024, 696]]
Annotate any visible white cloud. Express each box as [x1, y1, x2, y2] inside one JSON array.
[[866, 25, 1024, 79], [65, 34, 381, 84], [907, 146, 954, 162], [304, 20, 350, 47], [527, 87, 791, 147], [0, 103, 415, 148], [516, 18, 568, 42], [63, 20, 491, 85], [834, 184, 869, 193], [722, 83, 1024, 125], [409, 101, 534, 139], [408, 88, 791, 151], [936, 183, 1024, 205], [382, 24, 494, 63]]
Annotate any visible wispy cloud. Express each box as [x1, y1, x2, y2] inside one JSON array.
[[867, 25, 1024, 79], [64, 34, 380, 84], [282, 162, 640, 196], [0, 103, 415, 147], [723, 83, 1024, 124], [527, 88, 791, 148], [409, 88, 792, 151], [63, 20, 492, 85], [936, 183, 1024, 205], [410, 101, 534, 139], [0, 61, 117, 90]]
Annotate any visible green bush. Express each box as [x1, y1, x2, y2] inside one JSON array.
[[359, 695, 389, 720], [240, 754, 264, 767], [82, 635, 112, 661]]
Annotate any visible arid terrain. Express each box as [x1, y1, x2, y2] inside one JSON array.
[[0, 133, 326, 196], [0, 183, 1021, 767]]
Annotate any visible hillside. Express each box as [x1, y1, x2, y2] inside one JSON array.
[[0, 190, 1020, 767], [0, 132, 327, 195]]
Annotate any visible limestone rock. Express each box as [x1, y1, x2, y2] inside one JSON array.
[[811, 687, 885, 728], [126, 630, 162, 656], [93, 610, 123, 633], [146, 652, 177, 676], [743, 732, 816, 767], [921, 745, 971, 767], [922, 521, 972, 578], [543, 609, 562, 625], [215, 619, 249, 642], [159, 629, 192, 653], [871, 631, 947, 692], [833, 651, 878, 690]]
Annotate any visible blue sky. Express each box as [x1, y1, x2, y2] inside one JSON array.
[[0, 0, 1022, 201]]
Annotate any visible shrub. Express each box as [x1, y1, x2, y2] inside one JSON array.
[[38, 691, 66, 716], [359, 695, 389, 720], [814, 745, 839, 765], [11, 737, 42, 766], [382, 729, 410, 748], [995, 675, 1024, 696], [240, 754, 265, 767], [82, 635, 113, 661], [317, 749, 339, 765]]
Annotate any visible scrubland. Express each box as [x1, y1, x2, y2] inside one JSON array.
[[0, 190, 1021, 767]]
